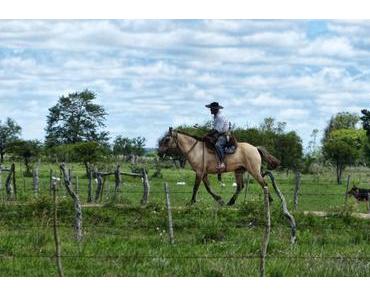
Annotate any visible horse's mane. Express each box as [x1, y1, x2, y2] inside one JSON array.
[[176, 130, 204, 141]]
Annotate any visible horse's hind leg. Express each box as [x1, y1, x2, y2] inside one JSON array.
[[227, 169, 245, 206], [202, 174, 224, 206]]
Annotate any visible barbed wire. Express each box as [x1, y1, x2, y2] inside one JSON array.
[[0, 253, 369, 261], [1, 223, 369, 230]]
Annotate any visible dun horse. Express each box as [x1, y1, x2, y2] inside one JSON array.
[[158, 127, 280, 206]]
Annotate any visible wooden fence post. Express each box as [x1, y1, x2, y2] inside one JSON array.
[[33, 164, 39, 198], [87, 165, 93, 203], [0, 165, 2, 191], [68, 168, 72, 183], [345, 174, 351, 205], [60, 163, 83, 241], [260, 186, 271, 277], [293, 171, 301, 210], [49, 168, 53, 194], [95, 171, 103, 202], [164, 182, 175, 245], [243, 173, 250, 203], [114, 164, 121, 200], [52, 177, 64, 277], [11, 163, 16, 200], [264, 171, 296, 244], [141, 168, 150, 205], [5, 166, 13, 200], [75, 175, 79, 195]]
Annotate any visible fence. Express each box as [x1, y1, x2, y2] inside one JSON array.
[[0, 162, 369, 276]]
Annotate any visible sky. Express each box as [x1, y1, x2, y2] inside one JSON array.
[[0, 19, 370, 149]]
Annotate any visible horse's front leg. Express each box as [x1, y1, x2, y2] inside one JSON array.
[[202, 174, 224, 206], [189, 173, 202, 205]]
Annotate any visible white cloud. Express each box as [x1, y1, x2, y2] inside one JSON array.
[[1, 20, 370, 148]]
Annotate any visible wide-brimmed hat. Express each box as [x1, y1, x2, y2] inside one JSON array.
[[205, 102, 223, 109]]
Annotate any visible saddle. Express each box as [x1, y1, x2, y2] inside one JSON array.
[[202, 133, 238, 155]]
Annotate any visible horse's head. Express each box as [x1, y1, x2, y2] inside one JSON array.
[[157, 127, 178, 158]]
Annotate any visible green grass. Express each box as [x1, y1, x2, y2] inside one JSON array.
[[0, 162, 369, 276]]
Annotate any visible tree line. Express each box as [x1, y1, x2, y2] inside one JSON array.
[[0, 90, 146, 176], [1, 89, 370, 184]]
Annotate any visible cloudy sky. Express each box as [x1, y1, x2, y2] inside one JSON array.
[[0, 20, 369, 148]]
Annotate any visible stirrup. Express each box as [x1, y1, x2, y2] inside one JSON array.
[[217, 162, 226, 171]]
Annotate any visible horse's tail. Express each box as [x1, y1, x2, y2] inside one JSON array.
[[257, 146, 280, 170]]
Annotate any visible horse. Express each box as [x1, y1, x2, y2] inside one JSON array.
[[158, 127, 280, 206]]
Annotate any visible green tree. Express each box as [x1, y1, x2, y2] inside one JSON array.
[[72, 141, 106, 176], [113, 136, 132, 156], [360, 109, 370, 165], [9, 140, 42, 176], [0, 118, 22, 163], [323, 129, 366, 184], [275, 131, 303, 173], [45, 89, 109, 147], [323, 112, 360, 144], [131, 137, 146, 156]]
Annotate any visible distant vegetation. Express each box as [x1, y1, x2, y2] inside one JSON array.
[[1, 90, 370, 185]]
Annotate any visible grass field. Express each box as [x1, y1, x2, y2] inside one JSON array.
[[0, 161, 369, 276]]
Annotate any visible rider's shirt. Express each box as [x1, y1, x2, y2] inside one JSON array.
[[213, 112, 229, 133]]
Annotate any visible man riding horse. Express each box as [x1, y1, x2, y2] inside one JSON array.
[[204, 101, 230, 172]]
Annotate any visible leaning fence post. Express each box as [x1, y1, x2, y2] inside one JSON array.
[[164, 182, 175, 245], [52, 177, 64, 277], [260, 186, 271, 277], [60, 163, 83, 241], [344, 174, 351, 205], [264, 171, 296, 244], [141, 168, 150, 205], [293, 171, 301, 210]]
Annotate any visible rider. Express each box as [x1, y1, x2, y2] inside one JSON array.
[[205, 101, 229, 171]]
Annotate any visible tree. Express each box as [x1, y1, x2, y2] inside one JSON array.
[[360, 109, 370, 165], [131, 137, 146, 156], [113, 135, 146, 157], [0, 118, 22, 163], [72, 142, 106, 176], [323, 129, 366, 184], [323, 112, 360, 144], [275, 131, 303, 173], [45, 90, 109, 147], [113, 136, 133, 156], [9, 140, 42, 176]]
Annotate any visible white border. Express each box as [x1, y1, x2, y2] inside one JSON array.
[[0, 278, 369, 297], [1, 0, 370, 18]]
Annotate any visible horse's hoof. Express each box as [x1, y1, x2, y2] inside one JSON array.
[[227, 199, 236, 206], [186, 200, 196, 206], [217, 199, 225, 206]]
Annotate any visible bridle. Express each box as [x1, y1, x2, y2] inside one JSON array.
[[170, 130, 205, 176]]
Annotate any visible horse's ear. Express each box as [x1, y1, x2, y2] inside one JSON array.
[[169, 127, 173, 135]]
